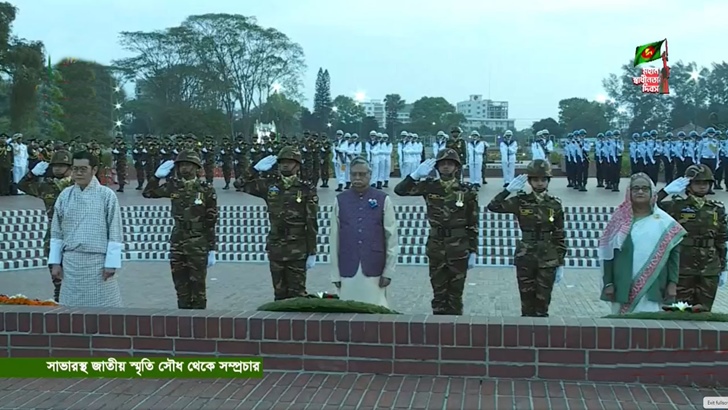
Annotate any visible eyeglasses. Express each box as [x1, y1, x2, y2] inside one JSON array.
[[631, 186, 651, 192]]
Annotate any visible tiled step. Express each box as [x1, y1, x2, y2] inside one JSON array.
[[0, 228, 605, 243], [118, 242, 597, 258], [0, 204, 619, 218], [0, 252, 598, 272], [0, 220, 613, 234], [0, 211, 614, 225], [1, 236, 605, 252]]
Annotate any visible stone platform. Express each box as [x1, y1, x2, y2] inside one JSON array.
[[1, 176, 701, 272]]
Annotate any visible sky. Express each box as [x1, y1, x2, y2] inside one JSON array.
[[9, 0, 728, 128]]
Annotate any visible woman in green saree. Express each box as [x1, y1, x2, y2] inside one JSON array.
[[598, 173, 686, 314]]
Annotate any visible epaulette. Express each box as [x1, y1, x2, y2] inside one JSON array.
[[549, 195, 562, 204], [516, 190, 528, 197], [708, 199, 724, 208]]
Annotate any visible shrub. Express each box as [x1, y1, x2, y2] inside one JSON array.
[[258, 297, 400, 314]]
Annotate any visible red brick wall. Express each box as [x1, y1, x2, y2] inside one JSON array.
[[1, 306, 726, 387]]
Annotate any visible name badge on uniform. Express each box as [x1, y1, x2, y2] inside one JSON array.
[[520, 208, 534, 216], [428, 193, 443, 200], [680, 207, 696, 220]]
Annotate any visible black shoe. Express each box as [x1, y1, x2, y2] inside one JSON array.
[[345, 182, 351, 189], [116, 187, 124, 193], [335, 184, 343, 192], [383, 181, 389, 188]]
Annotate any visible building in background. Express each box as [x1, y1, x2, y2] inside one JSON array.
[[396, 104, 413, 124], [456, 94, 515, 131], [359, 100, 386, 127]]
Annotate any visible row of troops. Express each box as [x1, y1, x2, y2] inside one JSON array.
[[17, 138, 726, 314], [0, 133, 109, 196], [562, 127, 728, 195], [627, 127, 727, 195]]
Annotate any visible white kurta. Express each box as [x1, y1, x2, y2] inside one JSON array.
[[49, 177, 124, 307], [330, 195, 398, 308]]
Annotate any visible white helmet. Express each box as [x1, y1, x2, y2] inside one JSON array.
[[336, 130, 344, 135], [369, 130, 377, 136]]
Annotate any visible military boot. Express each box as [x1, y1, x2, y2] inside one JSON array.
[[345, 182, 351, 189], [335, 184, 343, 192], [376, 181, 382, 189], [383, 181, 389, 188], [715, 181, 723, 190], [223, 183, 230, 190], [136, 182, 143, 190], [579, 184, 587, 192], [320, 180, 329, 188], [116, 185, 124, 193]]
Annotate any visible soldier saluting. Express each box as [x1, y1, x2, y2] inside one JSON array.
[[657, 164, 728, 311], [234, 146, 319, 300], [143, 150, 219, 309], [394, 148, 478, 315], [17, 150, 74, 301], [486, 160, 567, 317]]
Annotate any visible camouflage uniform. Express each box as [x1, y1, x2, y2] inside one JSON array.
[[318, 134, 331, 188], [142, 150, 219, 309], [233, 135, 248, 190], [487, 160, 567, 317], [202, 137, 216, 184], [0, 134, 13, 196], [657, 164, 727, 311], [17, 151, 74, 301], [131, 136, 147, 189], [300, 131, 317, 184], [219, 137, 234, 189], [27, 139, 41, 170], [112, 136, 128, 192], [235, 146, 319, 300], [393, 148, 478, 315], [145, 136, 161, 184], [446, 127, 468, 181], [88, 141, 104, 181]]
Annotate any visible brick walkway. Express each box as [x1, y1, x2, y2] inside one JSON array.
[[0, 372, 717, 409]]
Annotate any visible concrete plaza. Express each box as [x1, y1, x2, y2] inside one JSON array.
[[1, 176, 726, 316]]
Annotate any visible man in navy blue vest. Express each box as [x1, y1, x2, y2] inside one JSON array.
[[330, 157, 398, 308]]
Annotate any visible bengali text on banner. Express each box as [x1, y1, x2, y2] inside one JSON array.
[[0, 357, 264, 378]]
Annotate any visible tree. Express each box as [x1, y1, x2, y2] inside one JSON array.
[[35, 58, 65, 138], [361, 116, 379, 135], [408, 96, 458, 134], [258, 92, 302, 135], [531, 117, 563, 137], [300, 107, 317, 132], [55, 59, 120, 141], [312, 68, 332, 131], [7, 39, 43, 131], [557, 98, 610, 135], [330, 94, 365, 132], [384, 93, 405, 135], [115, 14, 306, 134]]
